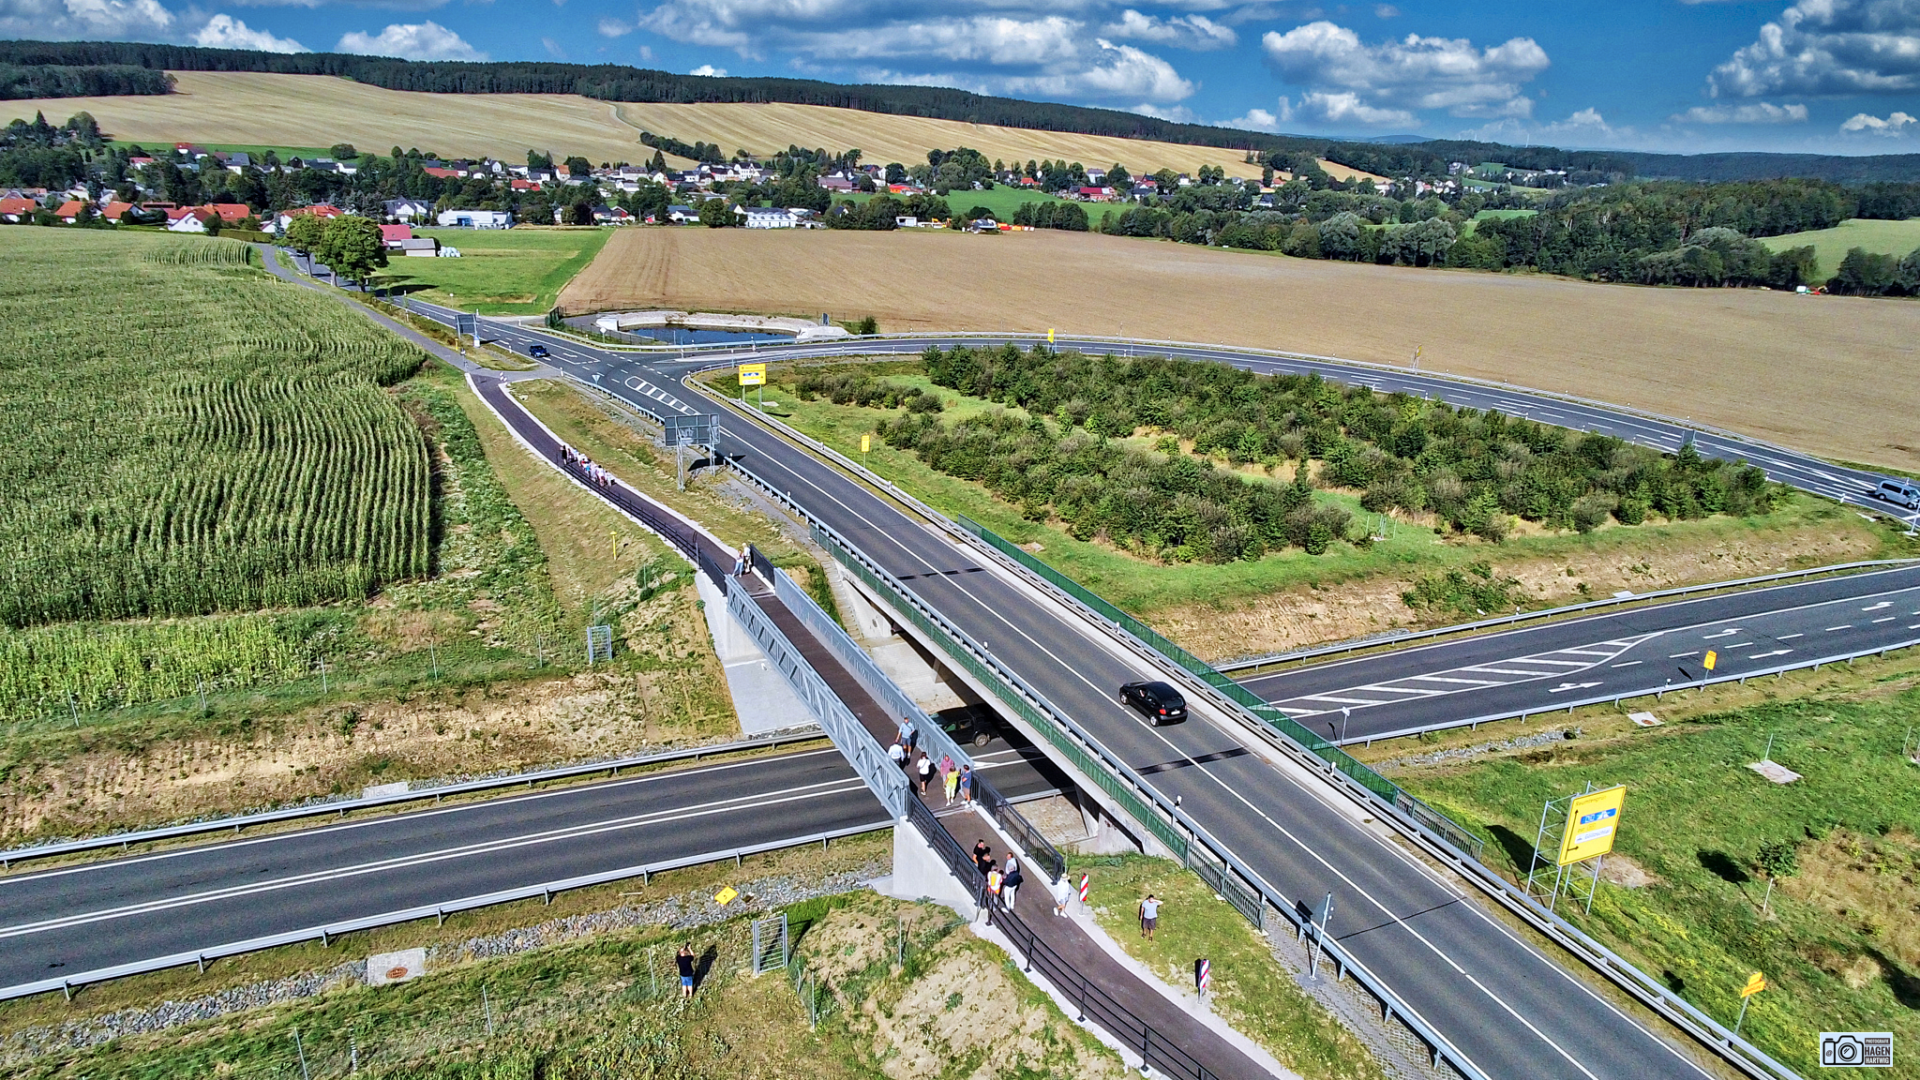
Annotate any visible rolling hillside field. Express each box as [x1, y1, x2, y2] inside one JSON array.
[[1758, 218, 1920, 283], [0, 71, 1392, 181], [560, 227, 1920, 472]]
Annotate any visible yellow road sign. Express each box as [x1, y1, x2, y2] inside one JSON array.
[[1741, 971, 1767, 998], [737, 363, 767, 387], [1047, 328, 1055, 344], [861, 434, 871, 453], [713, 886, 739, 906], [1704, 649, 1718, 671], [1557, 785, 1627, 865]]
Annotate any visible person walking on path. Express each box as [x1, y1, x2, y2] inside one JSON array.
[[676, 944, 696, 999], [888, 739, 908, 769], [1003, 861, 1023, 910], [957, 765, 973, 806], [1138, 895, 1161, 941], [732, 545, 748, 577], [1003, 853, 1017, 877], [915, 752, 933, 796], [940, 755, 958, 803], [897, 717, 916, 753]]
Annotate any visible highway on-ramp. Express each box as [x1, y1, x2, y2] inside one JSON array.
[[402, 299, 1728, 1079]]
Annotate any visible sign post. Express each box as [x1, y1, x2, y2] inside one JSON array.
[[1195, 958, 1210, 1003], [738, 362, 766, 411], [1529, 784, 1628, 912], [1734, 971, 1766, 1037]]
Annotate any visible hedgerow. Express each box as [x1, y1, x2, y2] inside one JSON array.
[[796, 345, 1785, 564]]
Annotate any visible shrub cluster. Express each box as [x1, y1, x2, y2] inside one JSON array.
[[789, 347, 1787, 562], [791, 370, 943, 412]]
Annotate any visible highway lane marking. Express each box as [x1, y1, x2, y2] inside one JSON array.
[[1779, 633, 1803, 640], [1272, 639, 1647, 718], [1751, 649, 1792, 659], [0, 777, 874, 939], [1702, 629, 1743, 639], [1864, 602, 1891, 611], [1668, 650, 1698, 658], [1548, 682, 1602, 694], [1401, 675, 1503, 686], [0, 748, 851, 891], [1874, 616, 1897, 623], [1726, 641, 1756, 649], [714, 398, 1598, 1072], [1611, 660, 1642, 668], [1827, 625, 1852, 631], [1501, 658, 1587, 667]]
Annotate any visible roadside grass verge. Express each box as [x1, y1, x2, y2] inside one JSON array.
[[384, 228, 613, 315], [750, 361, 1890, 624], [1067, 853, 1388, 1080], [4, 833, 892, 1079], [1389, 664, 1920, 1077]]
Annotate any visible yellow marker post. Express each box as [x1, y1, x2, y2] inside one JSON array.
[[1735, 970, 1766, 1036], [1704, 649, 1718, 672], [713, 886, 739, 907], [1047, 328, 1055, 345], [861, 434, 871, 454]]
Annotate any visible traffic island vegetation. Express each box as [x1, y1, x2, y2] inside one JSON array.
[[0, 230, 742, 844], [753, 355, 1891, 657], [1381, 657, 1920, 1077], [1068, 853, 1390, 1080]]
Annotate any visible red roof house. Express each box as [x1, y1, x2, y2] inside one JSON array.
[[53, 199, 90, 222], [379, 224, 414, 248], [0, 197, 38, 221]]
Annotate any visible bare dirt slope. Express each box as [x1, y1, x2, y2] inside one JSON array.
[[6, 71, 1308, 178], [561, 227, 1920, 471]]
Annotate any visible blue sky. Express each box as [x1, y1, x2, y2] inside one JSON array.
[[4, 0, 1918, 153]]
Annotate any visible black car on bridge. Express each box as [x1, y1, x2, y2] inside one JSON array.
[[1119, 681, 1187, 725]]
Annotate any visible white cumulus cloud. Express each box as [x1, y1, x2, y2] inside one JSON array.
[[1673, 101, 1808, 124], [1103, 10, 1235, 51], [336, 20, 485, 61], [1710, 0, 1920, 97], [193, 12, 305, 52], [1841, 110, 1917, 133], [1262, 21, 1549, 120], [0, 0, 175, 40], [597, 15, 632, 36], [689, 63, 728, 76], [1282, 90, 1415, 127], [1459, 107, 1615, 143], [1222, 106, 1282, 131]]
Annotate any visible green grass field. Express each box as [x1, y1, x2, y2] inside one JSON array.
[[385, 227, 613, 314], [1759, 218, 1920, 283], [1398, 681, 1920, 1077], [107, 139, 339, 160], [835, 185, 1073, 222], [754, 362, 1873, 621]]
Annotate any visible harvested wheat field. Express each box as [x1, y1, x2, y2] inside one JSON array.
[[0, 71, 1336, 179], [561, 227, 1920, 470]]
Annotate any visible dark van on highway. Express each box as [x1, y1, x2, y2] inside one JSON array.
[[527, 343, 549, 359], [1119, 681, 1187, 725]]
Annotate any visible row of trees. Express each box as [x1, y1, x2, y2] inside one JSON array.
[[807, 346, 1785, 557], [283, 213, 386, 287], [1826, 246, 1920, 295], [1, 63, 170, 99]]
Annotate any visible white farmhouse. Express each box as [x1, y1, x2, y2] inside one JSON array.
[[436, 209, 514, 229]]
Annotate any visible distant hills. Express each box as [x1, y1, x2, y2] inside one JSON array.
[[5, 40, 1920, 184]]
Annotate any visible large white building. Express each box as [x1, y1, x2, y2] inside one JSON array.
[[436, 209, 513, 229]]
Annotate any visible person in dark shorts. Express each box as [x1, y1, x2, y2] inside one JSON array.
[[676, 944, 696, 999], [1139, 894, 1160, 941], [973, 840, 994, 878]]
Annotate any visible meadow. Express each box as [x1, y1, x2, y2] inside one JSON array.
[[1758, 217, 1920, 283], [0, 230, 429, 629], [387, 227, 612, 314], [1396, 677, 1920, 1077], [565, 226, 1920, 473]]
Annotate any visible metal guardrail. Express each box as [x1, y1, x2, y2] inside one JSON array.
[[955, 515, 1487, 864], [1216, 559, 1920, 675], [720, 455, 1485, 1080], [0, 823, 887, 1004], [756, 545, 1065, 883], [903, 797, 1219, 1080], [0, 731, 824, 870], [726, 579, 910, 819]]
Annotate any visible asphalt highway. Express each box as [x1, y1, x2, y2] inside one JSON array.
[[0, 741, 1060, 996], [398, 300, 1724, 1079], [1244, 564, 1920, 743]]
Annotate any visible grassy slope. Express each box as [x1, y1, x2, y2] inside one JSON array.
[[385, 227, 613, 314], [1069, 853, 1388, 1080], [1759, 218, 1920, 283], [835, 185, 1073, 222], [1395, 668, 1920, 1077], [758, 362, 1874, 620]]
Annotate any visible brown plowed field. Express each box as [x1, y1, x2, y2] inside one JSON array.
[[1, 71, 1371, 180], [560, 227, 1920, 471]]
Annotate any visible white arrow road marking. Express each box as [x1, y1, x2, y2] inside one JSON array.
[[1549, 682, 1603, 694], [1750, 649, 1792, 660], [1864, 602, 1891, 611]]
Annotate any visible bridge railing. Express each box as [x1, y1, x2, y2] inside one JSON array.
[[726, 578, 909, 819]]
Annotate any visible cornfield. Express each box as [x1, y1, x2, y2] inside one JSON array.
[[0, 230, 430, 628]]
